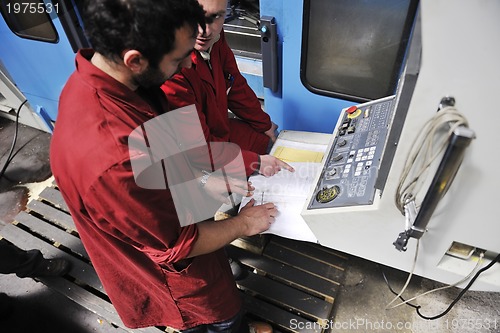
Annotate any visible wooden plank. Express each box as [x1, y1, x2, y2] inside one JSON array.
[[227, 245, 338, 303], [0, 223, 104, 293], [236, 272, 332, 325], [1, 223, 170, 333], [38, 186, 69, 213], [241, 293, 321, 333], [271, 237, 349, 267], [263, 242, 345, 284], [14, 211, 89, 259], [27, 199, 76, 232], [37, 272, 163, 333], [11, 183, 348, 333]]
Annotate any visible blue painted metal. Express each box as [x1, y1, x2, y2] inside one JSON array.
[[261, 0, 354, 134], [242, 72, 264, 99], [35, 105, 54, 132], [0, 0, 354, 132], [236, 56, 265, 99], [0, 0, 76, 121]]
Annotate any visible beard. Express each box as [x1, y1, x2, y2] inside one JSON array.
[[132, 65, 170, 89]]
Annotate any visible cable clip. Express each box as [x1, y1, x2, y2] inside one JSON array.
[[394, 200, 418, 252]]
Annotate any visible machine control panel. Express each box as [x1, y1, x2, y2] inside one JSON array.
[[308, 96, 396, 209]]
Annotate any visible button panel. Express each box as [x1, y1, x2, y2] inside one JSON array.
[[308, 97, 395, 209]]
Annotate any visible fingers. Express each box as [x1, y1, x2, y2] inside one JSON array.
[[243, 198, 256, 208], [238, 201, 278, 235], [262, 202, 275, 210], [265, 203, 278, 217], [265, 204, 277, 229], [266, 165, 281, 177], [230, 185, 254, 197], [259, 155, 295, 177], [226, 179, 254, 196], [278, 159, 295, 172]]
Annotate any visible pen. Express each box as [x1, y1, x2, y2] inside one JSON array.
[[226, 73, 234, 95]]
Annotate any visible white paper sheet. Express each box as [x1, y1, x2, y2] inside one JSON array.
[[240, 162, 322, 243]]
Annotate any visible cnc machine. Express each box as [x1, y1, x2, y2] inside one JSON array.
[[1, 0, 499, 291]]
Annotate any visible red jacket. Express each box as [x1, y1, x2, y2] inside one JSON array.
[[50, 49, 241, 329], [162, 31, 271, 176]]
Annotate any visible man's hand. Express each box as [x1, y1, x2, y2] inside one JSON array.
[[187, 198, 277, 257], [264, 122, 278, 144], [258, 155, 295, 177], [238, 199, 278, 235], [203, 174, 254, 204]]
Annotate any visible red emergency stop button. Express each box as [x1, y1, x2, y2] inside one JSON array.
[[346, 106, 358, 114]]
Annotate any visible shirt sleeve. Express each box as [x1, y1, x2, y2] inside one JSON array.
[[161, 73, 258, 176], [219, 33, 272, 133], [84, 160, 198, 266]]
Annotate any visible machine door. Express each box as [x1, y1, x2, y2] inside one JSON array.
[[258, 0, 418, 134], [0, 0, 88, 130]]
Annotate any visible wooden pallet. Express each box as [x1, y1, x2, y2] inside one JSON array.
[[0, 184, 348, 333]]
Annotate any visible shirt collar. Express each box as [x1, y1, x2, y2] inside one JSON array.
[[75, 49, 165, 117], [198, 33, 221, 62]]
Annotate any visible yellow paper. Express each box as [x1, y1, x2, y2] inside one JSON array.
[[273, 146, 324, 163]]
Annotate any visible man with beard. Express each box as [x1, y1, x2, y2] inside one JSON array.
[[50, 0, 276, 331]]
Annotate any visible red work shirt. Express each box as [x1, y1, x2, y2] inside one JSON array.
[[50, 49, 241, 330], [162, 31, 271, 176]]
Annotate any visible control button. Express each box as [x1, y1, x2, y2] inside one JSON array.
[[347, 126, 356, 134], [327, 167, 337, 177], [346, 106, 358, 114], [332, 154, 343, 162], [316, 185, 340, 204], [338, 139, 347, 147], [347, 109, 362, 119]]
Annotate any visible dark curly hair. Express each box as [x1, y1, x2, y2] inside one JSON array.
[[81, 0, 205, 67]]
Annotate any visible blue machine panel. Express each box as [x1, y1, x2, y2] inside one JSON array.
[[261, 0, 354, 134], [0, 0, 76, 124]]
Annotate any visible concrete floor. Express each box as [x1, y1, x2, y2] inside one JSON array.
[[0, 116, 499, 333]]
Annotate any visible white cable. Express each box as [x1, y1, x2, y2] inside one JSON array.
[[388, 105, 473, 310], [387, 252, 485, 309], [395, 106, 469, 215], [385, 239, 420, 309]]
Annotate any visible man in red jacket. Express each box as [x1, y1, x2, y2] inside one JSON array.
[[162, 0, 293, 178], [51, 0, 275, 332]]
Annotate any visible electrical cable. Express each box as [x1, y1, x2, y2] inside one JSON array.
[[395, 106, 469, 215], [416, 253, 500, 320], [388, 251, 485, 309], [380, 267, 419, 309], [0, 99, 28, 181], [385, 239, 420, 309]]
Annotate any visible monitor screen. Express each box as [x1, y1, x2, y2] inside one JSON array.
[[301, 0, 419, 102]]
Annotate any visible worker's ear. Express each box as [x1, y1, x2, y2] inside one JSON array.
[[122, 50, 149, 74]]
